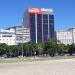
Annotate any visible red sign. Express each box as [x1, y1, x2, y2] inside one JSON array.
[[28, 8, 42, 14]]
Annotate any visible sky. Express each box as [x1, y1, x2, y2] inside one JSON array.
[[0, 0, 75, 30]]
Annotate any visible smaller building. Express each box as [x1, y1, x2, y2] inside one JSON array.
[[0, 26, 30, 45], [56, 28, 75, 45], [15, 27, 30, 44], [0, 28, 16, 45]]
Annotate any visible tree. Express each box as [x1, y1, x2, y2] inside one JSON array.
[[22, 42, 33, 56], [33, 43, 43, 56], [68, 44, 75, 55], [0, 43, 8, 56], [8, 45, 18, 57], [18, 43, 23, 56], [57, 44, 68, 55], [44, 40, 57, 57]]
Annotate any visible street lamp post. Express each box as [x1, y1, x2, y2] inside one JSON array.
[[21, 27, 24, 57]]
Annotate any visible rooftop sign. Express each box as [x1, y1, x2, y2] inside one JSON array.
[[28, 8, 42, 14], [28, 8, 53, 14], [41, 8, 53, 12]]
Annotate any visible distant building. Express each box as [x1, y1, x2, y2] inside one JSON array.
[[0, 29, 16, 45], [56, 28, 75, 45], [15, 27, 30, 44], [0, 26, 30, 45], [23, 7, 55, 43]]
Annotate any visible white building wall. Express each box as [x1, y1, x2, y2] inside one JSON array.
[[73, 29, 75, 44], [0, 29, 16, 45], [16, 27, 30, 44], [56, 28, 75, 45], [0, 27, 30, 45]]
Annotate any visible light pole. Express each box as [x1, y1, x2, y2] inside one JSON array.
[[21, 27, 24, 57]]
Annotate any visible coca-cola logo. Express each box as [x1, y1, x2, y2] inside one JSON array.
[[28, 8, 42, 14]]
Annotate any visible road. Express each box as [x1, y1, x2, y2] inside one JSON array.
[[0, 59, 75, 75]]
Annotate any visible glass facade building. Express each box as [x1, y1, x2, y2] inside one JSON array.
[[23, 8, 55, 43]]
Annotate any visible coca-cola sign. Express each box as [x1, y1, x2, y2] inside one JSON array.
[[28, 8, 42, 14]]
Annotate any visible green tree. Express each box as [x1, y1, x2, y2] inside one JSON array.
[[44, 40, 57, 57], [0, 43, 8, 56], [33, 43, 43, 56], [57, 44, 68, 55], [8, 45, 18, 57], [68, 44, 75, 55], [22, 42, 33, 56]]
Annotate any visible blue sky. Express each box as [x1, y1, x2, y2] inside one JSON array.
[[0, 0, 75, 30]]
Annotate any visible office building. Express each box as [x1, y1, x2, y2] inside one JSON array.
[[23, 8, 55, 43]]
